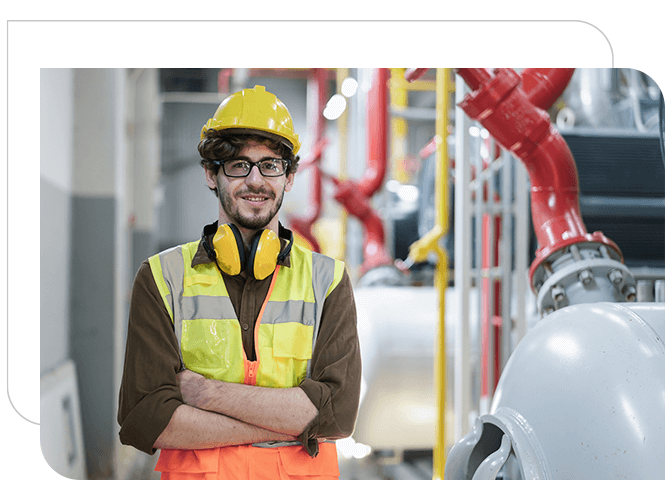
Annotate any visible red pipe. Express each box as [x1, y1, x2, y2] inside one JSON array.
[[456, 68, 622, 288], [479, 137, 504, 399], [360, 68, 390, 198], [456, 68, 492, 92], [217, 69, 234, 94], [404, 68, 429, 82], [288, 68, 328, 252], [460, 69, 574, 401], [521, 68, 575, 111], [332, 178, 392, 274], [331, 68, 392, 274]]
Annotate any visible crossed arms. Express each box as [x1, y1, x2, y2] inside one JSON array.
[[117, 260, 361, 456], [153, 370, 318, 449]]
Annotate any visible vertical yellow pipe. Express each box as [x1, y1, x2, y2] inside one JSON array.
[[433, 68, 450, 480], [404, 69, 451, 478], [336, 68, 349, 263], [390, 68, 409, 182]]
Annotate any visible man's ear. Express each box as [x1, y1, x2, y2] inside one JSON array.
[[204, 166, 218, 190], [284, 172, 295, 193]]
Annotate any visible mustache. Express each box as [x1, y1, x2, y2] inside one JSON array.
[[235, 188, 275, 199]]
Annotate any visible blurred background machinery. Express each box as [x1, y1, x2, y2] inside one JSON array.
[[40, 67, 663, 480]]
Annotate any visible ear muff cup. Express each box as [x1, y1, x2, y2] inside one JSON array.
[[248, 229, 282, 280], [210, 223, 293, 280], [212, 223, 246, 276]]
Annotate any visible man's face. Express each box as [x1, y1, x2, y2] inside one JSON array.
[[205, 141, 295, 231]]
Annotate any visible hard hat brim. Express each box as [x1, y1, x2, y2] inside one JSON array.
[[219, 128, 297, 153]]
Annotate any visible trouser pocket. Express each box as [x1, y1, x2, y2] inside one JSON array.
[[155, 448, 219, 480], [276, 442, 340, 480]]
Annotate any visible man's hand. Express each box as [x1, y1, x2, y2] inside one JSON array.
[[177, 369, 208, 408]]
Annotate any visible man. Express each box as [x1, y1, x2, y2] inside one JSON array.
[[117, 85, 361, 480]]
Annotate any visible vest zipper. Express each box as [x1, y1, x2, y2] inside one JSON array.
[[243, 266, 280, 387]]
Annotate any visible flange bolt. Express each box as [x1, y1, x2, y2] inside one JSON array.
[[551, 284, 566, 303], [541, 306, 555, 317], [578, 269, 593, 285], [622, 284, 637, 302], [608, 269, 623, 285]]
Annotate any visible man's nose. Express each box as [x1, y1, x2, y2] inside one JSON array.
[[244, 165, 266, 186]]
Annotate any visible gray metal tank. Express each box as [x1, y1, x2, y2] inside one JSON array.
[[446, 302, 665, 479]]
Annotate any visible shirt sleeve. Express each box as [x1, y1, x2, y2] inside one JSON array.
[[297, 268, 362, 456], [117, 261, 184, 455]]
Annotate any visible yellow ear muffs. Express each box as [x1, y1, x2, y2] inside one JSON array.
[[248, 229, 281, 280], [212, 224, 246, 276]]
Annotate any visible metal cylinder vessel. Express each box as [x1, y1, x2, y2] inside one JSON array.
[[446, 301, 665, 479]]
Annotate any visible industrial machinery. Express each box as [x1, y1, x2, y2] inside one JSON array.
[[351, 67, 663, 480], [446, 301, 664, 479], [445, 68, 665, 480]]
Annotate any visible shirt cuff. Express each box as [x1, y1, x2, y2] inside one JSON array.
[[297, 379, 337, 457], [118, 388, 183, 455]]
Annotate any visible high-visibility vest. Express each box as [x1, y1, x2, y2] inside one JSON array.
[[149, 239, 344, 479]]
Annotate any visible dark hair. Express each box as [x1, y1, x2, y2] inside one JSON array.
[[198, 129, 300, 196]]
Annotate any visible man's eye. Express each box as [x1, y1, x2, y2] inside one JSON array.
[[230, 162, 249, 170], [261, 162, 280, 171]]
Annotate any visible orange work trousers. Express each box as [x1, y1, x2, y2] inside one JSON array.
[[155, 442, 339, 480]]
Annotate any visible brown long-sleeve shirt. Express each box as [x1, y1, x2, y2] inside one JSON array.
[[117, 236, 361, 457]]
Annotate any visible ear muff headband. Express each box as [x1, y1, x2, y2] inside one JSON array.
[[276, 223, 293, 263]]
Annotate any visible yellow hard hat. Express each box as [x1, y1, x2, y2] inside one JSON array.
[[200, 85, 301, 154]]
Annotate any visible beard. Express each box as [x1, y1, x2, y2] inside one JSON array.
[[217, 179, 286, 231]]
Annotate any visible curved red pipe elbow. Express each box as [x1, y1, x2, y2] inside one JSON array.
[[287, 215, 321, 253], [457, 68, 622, 286], [329, 68, 391, 273], [332, 178, 392, 273], [523, 128, 588, 249]]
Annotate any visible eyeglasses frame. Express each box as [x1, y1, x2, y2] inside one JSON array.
[[211, 158, 291, 178]]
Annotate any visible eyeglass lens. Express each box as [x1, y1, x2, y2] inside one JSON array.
[[224, 159, 286, 177]]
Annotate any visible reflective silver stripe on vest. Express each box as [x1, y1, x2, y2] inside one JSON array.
[[261, 300, 316, 326], [306, 253, 336, 378], [158, 246, 186, 351], [181, 295, 237, 322]]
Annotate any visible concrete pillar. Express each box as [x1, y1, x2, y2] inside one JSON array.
[[68, 68, 126, 479], [129, 69, 161, 274], [114, 68, 162, 480], [41, 68, 74, 376]]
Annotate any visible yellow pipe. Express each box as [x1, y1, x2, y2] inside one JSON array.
[[390, 68, 409, 182], [336, 68, 349, 264], [407, 68, 450, 479], [389, 78, 437, 92]]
